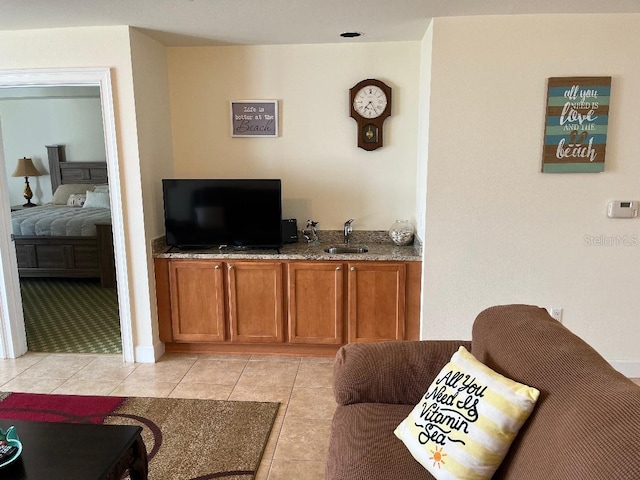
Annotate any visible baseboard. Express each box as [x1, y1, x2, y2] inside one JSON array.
[[135, 342, 165, 364], [610, 361, 640, 378]]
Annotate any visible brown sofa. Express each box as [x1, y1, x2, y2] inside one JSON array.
[[327, 304, 640, 480]]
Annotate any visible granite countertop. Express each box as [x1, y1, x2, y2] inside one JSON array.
[[152, 230, 422, 262]]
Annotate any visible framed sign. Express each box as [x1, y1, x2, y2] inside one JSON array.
[[541, 76, 611, 173], [230, 100, 278, 137]]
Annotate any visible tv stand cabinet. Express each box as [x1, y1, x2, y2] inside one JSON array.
[[154, 257, 421, 356]]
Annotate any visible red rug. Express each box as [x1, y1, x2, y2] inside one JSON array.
[[0, 392, 279, 480], [0, 392, 124, 423]]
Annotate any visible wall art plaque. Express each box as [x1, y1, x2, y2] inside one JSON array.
[[542, 76, 611, 173], [230, 100, 278, 138]]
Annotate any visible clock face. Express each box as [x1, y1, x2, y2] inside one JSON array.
[[352, 85, 388, 119]]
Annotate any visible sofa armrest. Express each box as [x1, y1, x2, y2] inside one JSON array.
[[333, 340, 471, 406]]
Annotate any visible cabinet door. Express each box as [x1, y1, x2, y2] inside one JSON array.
[[347, 262, 406, 343], [226, 261, 284, 343], [169, 260, 226, 342], [287, 262, 344, 345]]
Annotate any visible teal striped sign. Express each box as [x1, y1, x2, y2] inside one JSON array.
[[542, 77, 611, 173]]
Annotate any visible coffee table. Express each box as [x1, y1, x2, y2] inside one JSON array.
[[0, 419, 148, 479]]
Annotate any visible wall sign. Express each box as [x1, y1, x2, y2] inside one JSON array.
[[230, 100, 278, 137], [541, 76, 611, 173]]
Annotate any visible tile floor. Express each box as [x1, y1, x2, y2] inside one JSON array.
[[0, 351, 336, 480]]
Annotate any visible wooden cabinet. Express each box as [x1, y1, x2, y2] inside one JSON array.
[[347, 262, 406, 343], [169, 260, 226, 342], [155, 257, 421, 355], [160, 259, 283, 344], [227, 261, 284, 343], [287, 262, 344, 345]]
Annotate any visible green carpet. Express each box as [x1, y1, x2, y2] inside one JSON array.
[[20, 278, 122, 354]]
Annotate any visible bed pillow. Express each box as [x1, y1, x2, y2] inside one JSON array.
[[394, 346, 540, 480], [66, 193, 87, 207], [93, 184, 110, 193], [82, 190, 110, 209], [52, 184, 96, 205]]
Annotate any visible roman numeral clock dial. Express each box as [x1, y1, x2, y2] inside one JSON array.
[[349, 79, 392, 151]]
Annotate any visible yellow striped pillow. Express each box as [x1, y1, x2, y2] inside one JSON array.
[[394, 346, 539, 480]]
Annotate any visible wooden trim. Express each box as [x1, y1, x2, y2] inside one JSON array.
[[46, 145, 64, 192], [164, 341, 340, 357], [154, 258, 173, 343], [47, 144, 108, 190], [15, 235, 101, 277], [95, 223, 115, 288], [405, 261, 422, 340]]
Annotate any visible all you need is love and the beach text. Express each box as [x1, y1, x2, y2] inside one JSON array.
[[542, 76, 611, 173]]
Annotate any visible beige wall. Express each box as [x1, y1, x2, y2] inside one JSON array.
[[422, 14, 640, 373], [167, 42, 420, 231], [129, 28, 176, 357]]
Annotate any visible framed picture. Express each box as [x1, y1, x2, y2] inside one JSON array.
[[541, 76, 611, 173], [230, 100, 278, 137]]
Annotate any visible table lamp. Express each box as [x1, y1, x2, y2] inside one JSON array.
[[12, 157, 41, 207]]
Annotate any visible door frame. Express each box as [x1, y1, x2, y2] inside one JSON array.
[[0, 68, 134, 362]]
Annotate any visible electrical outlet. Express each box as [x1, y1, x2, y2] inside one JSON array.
[[549, 307, 563, 323]]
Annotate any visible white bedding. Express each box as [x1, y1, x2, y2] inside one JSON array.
[[11, 205, 111, 237]]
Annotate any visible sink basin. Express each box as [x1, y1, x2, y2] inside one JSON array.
[[324, 245, 369, 254]]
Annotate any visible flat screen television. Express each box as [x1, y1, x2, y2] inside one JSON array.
[[162, 179, 283, 249]]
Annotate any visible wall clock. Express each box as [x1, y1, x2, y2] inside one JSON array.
[[349, 79, 392, 151]]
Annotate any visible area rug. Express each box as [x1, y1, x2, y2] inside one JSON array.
[[0, 392, 279, 480], [20, 278, 122, 354]]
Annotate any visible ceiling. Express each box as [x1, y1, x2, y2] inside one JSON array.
[[1, 0, 639, 47]]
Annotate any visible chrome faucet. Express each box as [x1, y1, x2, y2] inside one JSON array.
[[344, 218, 355, 245]]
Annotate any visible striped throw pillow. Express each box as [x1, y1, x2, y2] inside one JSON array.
[[394, 346, 539, 480]]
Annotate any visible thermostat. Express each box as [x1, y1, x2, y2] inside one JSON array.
[[607, 201, 638, 218]]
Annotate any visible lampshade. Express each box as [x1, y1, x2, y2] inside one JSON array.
[[12, 157, 41, 178]]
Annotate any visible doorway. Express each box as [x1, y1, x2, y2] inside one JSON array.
[[2, 85, 121, 354], [0, 68, 133, 361]]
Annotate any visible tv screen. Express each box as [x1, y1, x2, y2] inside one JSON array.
[[162, 179, 282, 249]]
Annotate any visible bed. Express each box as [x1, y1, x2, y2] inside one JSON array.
[[12, 145, 116, 287]]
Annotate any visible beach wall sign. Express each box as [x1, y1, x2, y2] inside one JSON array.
[[542, 76, 611, 173]]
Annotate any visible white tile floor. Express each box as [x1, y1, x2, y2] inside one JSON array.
[[0, 352, 336, 480]]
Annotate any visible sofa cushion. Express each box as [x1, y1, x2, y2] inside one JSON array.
[[333, 340, 472, 406], [394, 346, 539, 480], [471, 304, 640, 480], [327, 403, 436, 480]]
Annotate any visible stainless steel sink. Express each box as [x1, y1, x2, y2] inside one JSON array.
[[324, 245, 369, 254]]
